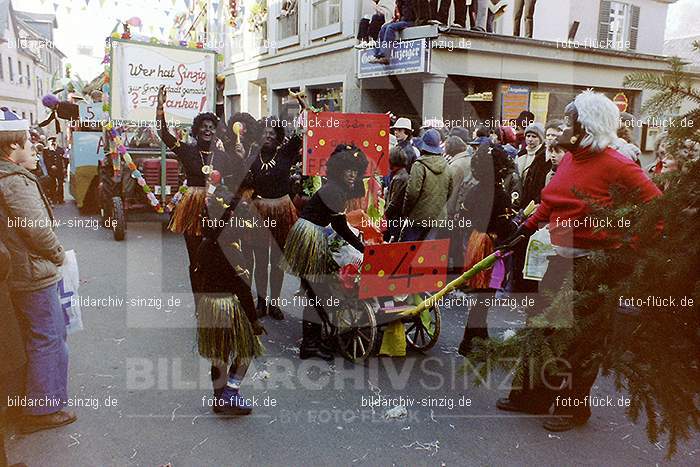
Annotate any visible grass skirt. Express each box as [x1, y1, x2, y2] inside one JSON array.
[[169, 187, 206, 236], [463, 230, 495, 289], [282, 218, 336, 283], [252, 195, 298, 247], [196, 294, 264, 363]]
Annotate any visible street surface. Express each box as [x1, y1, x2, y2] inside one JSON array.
[[6, 200, 699, 467]]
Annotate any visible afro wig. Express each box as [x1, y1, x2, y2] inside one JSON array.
[[326, 144, 369, 197], [220, 112, 262, 149], [191, 112, 219, 138]]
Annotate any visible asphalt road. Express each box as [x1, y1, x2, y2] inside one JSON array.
[[5, 201, 699, 467]]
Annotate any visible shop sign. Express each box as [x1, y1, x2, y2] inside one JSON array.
[[357, 39, 430, 79]]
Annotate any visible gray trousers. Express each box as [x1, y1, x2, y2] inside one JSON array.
[[513, 0, 537, 37]]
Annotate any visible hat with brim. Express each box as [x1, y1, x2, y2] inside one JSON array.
[[0, 107, 29, 131], [390, 117, 413, 131], [418, 128, 443, 154]]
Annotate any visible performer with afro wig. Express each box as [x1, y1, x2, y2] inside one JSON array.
[[283, 144, 368, 360], [156, 86, 263, 416], [247, 117, 302, 321]]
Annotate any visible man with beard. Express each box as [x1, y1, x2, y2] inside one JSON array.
[[248, 119, 303, 321]]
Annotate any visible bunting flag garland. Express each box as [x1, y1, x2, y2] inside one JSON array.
[[103, 123, 165, 213]]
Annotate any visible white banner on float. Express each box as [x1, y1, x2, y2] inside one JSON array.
[[110, 39, 216, 125]]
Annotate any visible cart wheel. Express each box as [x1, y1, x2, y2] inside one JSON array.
[[405, 301, 441, 352], [336, 300, 377, 363], [111, 196, 126, 241]]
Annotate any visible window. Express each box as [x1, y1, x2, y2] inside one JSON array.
[[8, 57, 14, 82], [598, 1, 640, 51], [277, 0, 298, 41], [30, 112, 33, 124], [311, 0, 340, 31], [18, 60, 22, 83], [0, 54, 3, 80], [26, 64, 30, 87], [608, 2, 628, 48], [309, 85, 343, 112]]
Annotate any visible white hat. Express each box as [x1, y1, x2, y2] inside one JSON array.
[[390, 117, 412, 131], [0, 107, 29, 132]]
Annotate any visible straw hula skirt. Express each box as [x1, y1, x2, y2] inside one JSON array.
[[196, 294, 264, 363], [169, 186, 207, 236], [193, 238, 264, 363], [282, 218, 337, 283], [252, 194, 298, 247], [463, 230, 496, 290]]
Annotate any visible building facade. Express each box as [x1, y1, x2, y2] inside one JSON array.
[[220, 0, 688, 151], [0, 0, 65, 127]]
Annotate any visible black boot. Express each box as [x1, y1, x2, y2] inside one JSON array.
[[458, 327, 488, 357], [268, 304, 284, 321], [256, 297, 267, 318], [300, 320, 333, 361]]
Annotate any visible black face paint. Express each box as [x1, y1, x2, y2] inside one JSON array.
[[557, 103, 584, 152]]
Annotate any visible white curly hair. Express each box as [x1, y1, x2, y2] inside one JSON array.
[[570, 89, 621, 152]]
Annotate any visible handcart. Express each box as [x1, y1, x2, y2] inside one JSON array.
[[322, 202, 536, 363]]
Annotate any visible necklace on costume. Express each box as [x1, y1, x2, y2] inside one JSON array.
[[259, 148, 278, 172], [199, 150, 214, 175]]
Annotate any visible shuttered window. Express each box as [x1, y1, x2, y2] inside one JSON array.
[[598, 0, 611, 45], [598, 1, 639, 51], [629, 5, 640, 51]]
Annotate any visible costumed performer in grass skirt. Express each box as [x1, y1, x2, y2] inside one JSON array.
[[157, 86, 264, 415], [156, 86, 237, 293], [283, 145, 368, 361], [248, 118, 302, 320]]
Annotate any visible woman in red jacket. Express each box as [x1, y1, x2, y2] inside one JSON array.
[[496, 91, 662, 432]]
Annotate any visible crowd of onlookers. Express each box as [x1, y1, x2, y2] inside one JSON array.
[[379, 105, 697, 330], [361, 0, 536, 62], [1, 109, 74, 467], [379, 90, 684, 431]]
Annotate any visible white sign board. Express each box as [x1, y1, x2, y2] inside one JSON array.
[[110, 39, 216, 125], [78, 102, 106, 123]]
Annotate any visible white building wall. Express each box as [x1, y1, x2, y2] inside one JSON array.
[[493, 0, 670, 55], [0, 14, 35, 119]]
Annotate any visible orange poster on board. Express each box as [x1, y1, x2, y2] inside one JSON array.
[[303, 111, 390, 176], [359, 240, 449, 299]]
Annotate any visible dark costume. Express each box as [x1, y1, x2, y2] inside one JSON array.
[[158, 109, 261, 414], [249, 130, 302, 319], [457, 145, 515, 355], [283, 146, 367, 359], [42, 146, 66, 204]]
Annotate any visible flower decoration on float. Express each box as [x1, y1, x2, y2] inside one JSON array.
[[103, 124, 165, 214]]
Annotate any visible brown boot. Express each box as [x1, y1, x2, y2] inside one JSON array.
[[20, 410, 77, 434]]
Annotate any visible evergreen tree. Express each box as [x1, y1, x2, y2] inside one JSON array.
[[465, 45, 700, 458]]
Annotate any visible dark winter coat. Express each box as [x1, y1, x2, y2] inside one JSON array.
[[517, 145, 551, 207], [0, 238, 26, 384]]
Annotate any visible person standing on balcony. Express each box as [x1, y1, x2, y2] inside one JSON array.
[[513, 0, 537, 37]]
